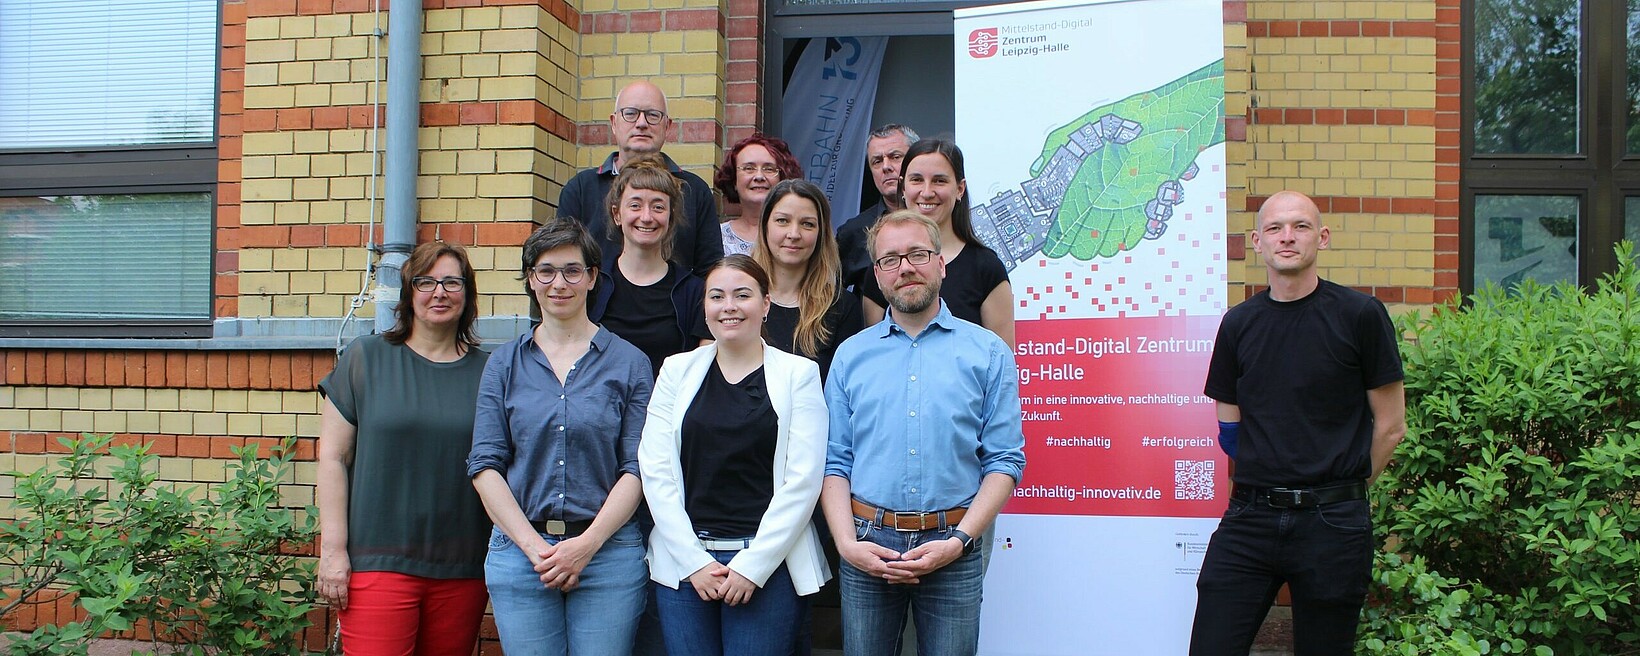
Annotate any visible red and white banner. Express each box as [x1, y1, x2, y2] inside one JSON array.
[[955, 0, 1227, 652]]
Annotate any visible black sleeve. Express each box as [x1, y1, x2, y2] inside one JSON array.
[[1357, 297, 1405, 390], [1203, 311, 1241, 404], [831, 290, 864, 342], [687, 177, 723, 275], [557, 171, 588, 221], [837, 214, 873, 294]]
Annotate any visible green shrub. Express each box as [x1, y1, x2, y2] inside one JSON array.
[[1360, 551, 1550, 655], [0, 433, 318, 656], [1362, 244, 1640, 654]]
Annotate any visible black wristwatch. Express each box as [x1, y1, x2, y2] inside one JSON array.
[[948, 529, 976, 551]]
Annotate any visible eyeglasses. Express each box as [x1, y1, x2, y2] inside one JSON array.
[[410, 276, 466, 293], [531, 264, 588, 285], [873, 249, 937, 271], [616, 107, 667, 124], [737, 164, 781, 177]]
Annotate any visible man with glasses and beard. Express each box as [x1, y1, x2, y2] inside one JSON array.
[[557, 81, 723, 275], [818, 210, 1025, 656]]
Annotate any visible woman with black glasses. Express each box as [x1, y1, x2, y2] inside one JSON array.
[[469, 219, 655, 655], [318, 241, 491, 655]]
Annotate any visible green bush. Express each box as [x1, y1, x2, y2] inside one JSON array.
[[1362, 244, 1640, 655], [0, 433, 318, 656]]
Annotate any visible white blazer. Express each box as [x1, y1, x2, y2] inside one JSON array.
[[639, 342, 832, 595]]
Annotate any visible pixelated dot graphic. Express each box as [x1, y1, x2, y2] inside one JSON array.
[[1013, 147, 1228, 319]]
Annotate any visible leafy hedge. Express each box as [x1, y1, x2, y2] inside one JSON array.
[[0, 434, 317, 656], [1361, 245, 1640, 655]]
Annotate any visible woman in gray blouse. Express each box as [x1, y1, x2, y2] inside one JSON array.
[[317, 241, 491, 654], [468, 218, 655, 656]]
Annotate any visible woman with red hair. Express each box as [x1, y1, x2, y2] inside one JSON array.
[[714, 135, 802, 257]]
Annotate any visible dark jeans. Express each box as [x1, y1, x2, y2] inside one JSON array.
[[1188, 496, 1374, 656]]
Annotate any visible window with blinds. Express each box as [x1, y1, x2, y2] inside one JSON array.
[[0, 194, 213, 320], [0, 1, 218, 149], [0, 0, 218, 334]]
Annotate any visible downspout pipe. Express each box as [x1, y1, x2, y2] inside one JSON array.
[[375, 0, 423, 332]]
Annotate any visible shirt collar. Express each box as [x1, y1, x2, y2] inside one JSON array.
[[598, 151, 683, 175], [874, 300, 956, 338]]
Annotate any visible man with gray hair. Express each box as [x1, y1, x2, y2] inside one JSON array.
[[836, 124, 918, 296], [557, 81, 722, 275]]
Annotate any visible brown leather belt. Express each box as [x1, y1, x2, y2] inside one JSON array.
[[530, 519, 593, 537], [852, 499, 967, 531]]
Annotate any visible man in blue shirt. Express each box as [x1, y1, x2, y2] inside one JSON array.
[[820, 209, 1025, 656], [557, 80, 722, 275]]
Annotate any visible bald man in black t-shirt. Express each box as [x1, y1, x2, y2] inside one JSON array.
[[1189, 190, 1407, 655]]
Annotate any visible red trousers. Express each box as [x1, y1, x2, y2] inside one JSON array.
[[339, 571, 488, 656]]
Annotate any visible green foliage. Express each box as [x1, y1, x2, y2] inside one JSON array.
[[1360, 551, 1551, 656], [1363, 243, 1640, 655], [0, 433, 318, 655]]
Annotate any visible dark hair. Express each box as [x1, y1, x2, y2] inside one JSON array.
[[520, 218, 601, 315], [383, 241, 480, 351], [604, 153, 685, 261], [902, 138, 982, 247], [705, 253, 773, 299], [751, 179, 840, 357], [869, 124, 919, 144], [714, 134, 803, 203]]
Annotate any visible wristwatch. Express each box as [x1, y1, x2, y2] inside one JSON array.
[[948, 529, 976, 551]]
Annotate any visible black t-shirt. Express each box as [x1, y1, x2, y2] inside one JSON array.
[[862, 243, 1009, 327], [679, 362, 778, 537], [764, 289, 864, 380], [836, 202, 884, 296], [1204, 279, 1404, 487], [603, 265, 686, 377], [317, 335, 492, 579]]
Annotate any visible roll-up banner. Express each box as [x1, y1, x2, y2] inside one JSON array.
[[782, 36, 890, 222], [954, 0, 1229, 653]]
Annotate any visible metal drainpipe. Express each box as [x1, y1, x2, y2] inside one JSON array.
[[374, 0, 422, 332]]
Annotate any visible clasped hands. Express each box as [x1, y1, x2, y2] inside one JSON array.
[[838, 536, 965, 585]]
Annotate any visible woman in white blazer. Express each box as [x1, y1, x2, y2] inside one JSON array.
[[639, 254, 831, 656]]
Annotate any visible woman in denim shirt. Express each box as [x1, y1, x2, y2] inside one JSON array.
[[468, 219, 655, 656]]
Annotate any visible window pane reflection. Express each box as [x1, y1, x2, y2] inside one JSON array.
[[1474, 0, 1580, 154], [1473, 195, 1579, 288]]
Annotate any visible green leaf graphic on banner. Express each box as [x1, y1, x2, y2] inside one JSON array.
[[1036, 60, 1226, 260]]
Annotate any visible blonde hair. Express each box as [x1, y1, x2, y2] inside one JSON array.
[[752, 179, 841, 358]]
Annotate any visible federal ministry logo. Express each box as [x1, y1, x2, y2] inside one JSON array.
[[968, 28, 998, 58]]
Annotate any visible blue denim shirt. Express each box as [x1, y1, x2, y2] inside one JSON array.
[[468, 326, 653, 523], [824, 302, 1025, 512]]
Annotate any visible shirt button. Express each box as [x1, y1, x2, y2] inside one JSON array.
[[909, 375, 917, 381], [557, 426, 565, 431], [559, 394, 565, 400], [558, 493, 564, 498], [909, 410, 917, 417], [909, 449, 917, 455], [912, 343, 919, 348], [558, 460, 565, 465], [910, 487, 918, 493]]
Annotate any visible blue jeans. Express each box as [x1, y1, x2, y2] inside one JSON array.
[[1188, 496, 1374, 655], [838, 518, 984, 656], [485, 522, 649, 656], [655, 548, 804, 656]]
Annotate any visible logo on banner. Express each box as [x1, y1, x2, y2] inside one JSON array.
[[968, 28, 998, 58]]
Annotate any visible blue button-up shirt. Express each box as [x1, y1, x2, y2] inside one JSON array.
[[825, 302, 1025, 512], [468, 327, 653, 522]]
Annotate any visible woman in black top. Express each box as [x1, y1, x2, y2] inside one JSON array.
[[752, 179, 862, 378], [591, 153, 712, 377], [859, 138, 1015, 347], [317, 241, 491, 655], [639, 256, 831, 656]]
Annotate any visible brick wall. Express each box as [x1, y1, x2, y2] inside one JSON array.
[[1227, 0, 1456, 308], [1, 0, 1456, 650]]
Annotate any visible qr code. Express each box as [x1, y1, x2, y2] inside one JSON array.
[[1174, 460, 1215, 500]]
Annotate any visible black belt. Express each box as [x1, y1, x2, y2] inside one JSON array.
[[1231, 481, 1366, 509], [530, 519, 594, 537]]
